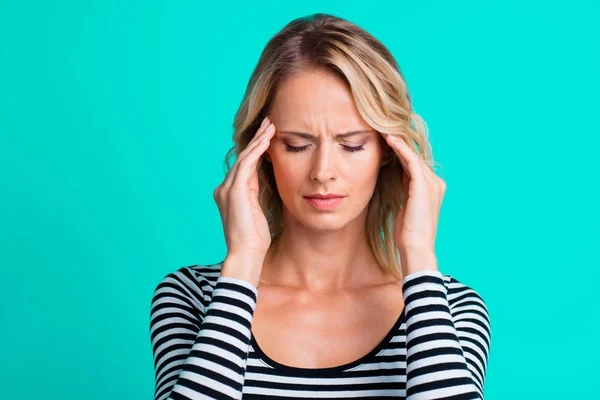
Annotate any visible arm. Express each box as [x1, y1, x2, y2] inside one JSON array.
[[402, 269, 491, 399], [150, 268, 258, 400]]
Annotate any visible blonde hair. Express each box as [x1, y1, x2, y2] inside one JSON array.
[[224, 13, 442, 276]]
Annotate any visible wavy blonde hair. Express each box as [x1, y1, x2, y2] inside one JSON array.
[[223, 13, 442, 276]]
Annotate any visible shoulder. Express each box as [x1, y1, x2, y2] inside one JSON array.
[[403, 269, 490, 324], [442, 273, 488, 313], [150, 260, 226, 312], [442, 273, 491, 338]]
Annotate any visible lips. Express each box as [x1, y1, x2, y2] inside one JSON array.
[[304, 196, 346, 210], [304, 194, 345, 199]]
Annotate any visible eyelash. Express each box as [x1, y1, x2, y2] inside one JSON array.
[[285, 144, 365, 153]]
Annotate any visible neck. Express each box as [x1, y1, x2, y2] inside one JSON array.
[[260, 211, 389, 293]]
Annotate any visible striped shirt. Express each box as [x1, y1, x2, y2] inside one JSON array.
[[150, 261, 491, 399]]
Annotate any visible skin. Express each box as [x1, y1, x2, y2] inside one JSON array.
[[248, 68, 446, 369], [260, 68, 396, 292]]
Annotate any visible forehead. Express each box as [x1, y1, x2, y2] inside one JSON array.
[[270, 69, 368, 130]]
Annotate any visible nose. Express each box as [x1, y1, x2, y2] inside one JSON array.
[[309, 141, 337, 182]]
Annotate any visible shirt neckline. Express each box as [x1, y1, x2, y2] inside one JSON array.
[[249, 305, 406, 377]]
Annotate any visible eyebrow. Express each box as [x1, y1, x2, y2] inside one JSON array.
[[277, 130, 375, 139]]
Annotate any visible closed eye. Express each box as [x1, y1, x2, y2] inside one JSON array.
[[285, 144, 365, 153]]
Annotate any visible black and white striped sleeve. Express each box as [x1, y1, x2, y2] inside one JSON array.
[[402, 268, 491, 400], [150, 269, 258, 400]]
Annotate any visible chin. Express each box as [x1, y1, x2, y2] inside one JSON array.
[[300, 205, 362, 232], [303, 217, 349, 233]]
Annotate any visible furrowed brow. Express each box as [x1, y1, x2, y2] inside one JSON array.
[[278, 130, 374, 139]]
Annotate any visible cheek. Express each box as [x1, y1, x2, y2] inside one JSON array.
[[345, 158, 382, 195], [351, 169, 380, 192], [271, 158, 304, 192], [344, 154, 382, 176]]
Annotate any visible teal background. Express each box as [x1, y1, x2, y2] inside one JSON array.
[[1, 1, 598, 398]]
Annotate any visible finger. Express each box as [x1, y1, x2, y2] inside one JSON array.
[[393, 137, 434, 183], [230, 125, 275, 189], [223, 119, 274, 190], [238, 122, 275, 165], [235, 119, 273, 165], [249, 117, 273, 146], [223, 136, 269, 192], [384, 134, 423, 179]]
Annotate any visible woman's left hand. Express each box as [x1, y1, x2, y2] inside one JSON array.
[[382, 133, 447, 274]]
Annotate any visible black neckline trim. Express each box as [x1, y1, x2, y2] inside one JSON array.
[[249, 306, 406, 377]]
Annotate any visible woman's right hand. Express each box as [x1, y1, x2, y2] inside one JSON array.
[[213, 116, 277, 264]]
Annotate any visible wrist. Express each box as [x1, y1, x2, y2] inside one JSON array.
[[222, 252, 265, 287], [399, 249, 438, 275]]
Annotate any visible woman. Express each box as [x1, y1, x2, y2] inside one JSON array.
[[150, 13, 491, 400]]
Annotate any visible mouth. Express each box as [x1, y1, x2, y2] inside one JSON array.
[[303, 196, 346, 211]]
